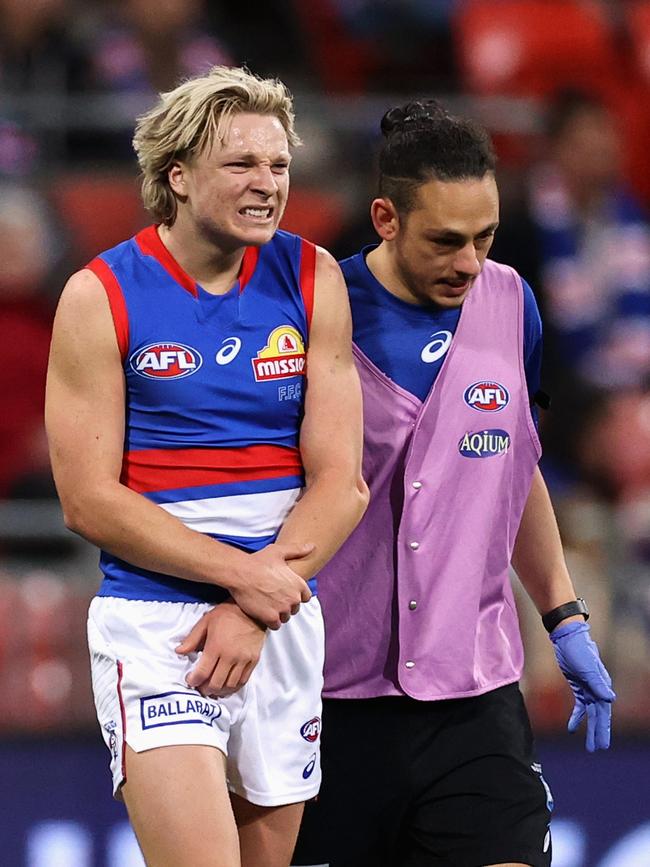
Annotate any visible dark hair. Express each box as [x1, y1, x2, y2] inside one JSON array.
[[379, 99, 496, 213]]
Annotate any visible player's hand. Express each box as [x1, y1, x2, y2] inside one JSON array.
[[176, 600, 267, 698], [228, 541, 314, 630], [550, 621, 616, 752]]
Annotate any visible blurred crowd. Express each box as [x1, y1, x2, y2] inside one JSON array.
[[1, 0, 649, 736]]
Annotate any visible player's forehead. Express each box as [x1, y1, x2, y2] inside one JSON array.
[[217, 112, 290, 158], [410, 175, 499, 234]]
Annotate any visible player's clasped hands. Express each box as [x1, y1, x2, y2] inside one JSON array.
[[176, 541, 315, 697], [550, 621, 616, 752], [228, 541, 314, 630]]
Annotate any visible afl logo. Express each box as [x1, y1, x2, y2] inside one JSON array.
[[464, 381, 509, 412], [459, 429, 511, 459], [300, 717, 321, 743], [130, 342, 203, 379]]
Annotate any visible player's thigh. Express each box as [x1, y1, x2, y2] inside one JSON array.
[[232, 792, 304, 867], [228, 599, 325, 808], [123, 743, 240, 867]]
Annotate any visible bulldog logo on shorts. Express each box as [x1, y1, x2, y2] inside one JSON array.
[[140, 691, 223, 729], [103, 720, 119, 760]]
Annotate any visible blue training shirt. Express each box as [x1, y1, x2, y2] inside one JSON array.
[[341, 246, 542, 404]]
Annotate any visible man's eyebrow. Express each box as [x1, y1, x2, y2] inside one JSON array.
[[427, 223, 499, 240], [220, 151, 291, 161]]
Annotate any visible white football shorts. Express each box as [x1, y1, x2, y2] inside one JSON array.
[[87, 595, 324, 807]]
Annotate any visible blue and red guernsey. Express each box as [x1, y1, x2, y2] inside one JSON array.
[[87, 225, 316, 603]]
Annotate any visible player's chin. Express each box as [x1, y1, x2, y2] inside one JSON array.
[[236, 221, 279, 247], [432, 292, 467, 309]]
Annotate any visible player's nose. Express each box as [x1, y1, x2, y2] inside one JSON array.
[[249, 164, 279, 196], [453, 242, 481, 277]]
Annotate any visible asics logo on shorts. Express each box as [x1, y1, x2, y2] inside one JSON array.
[[302, 753, 317, 779], [141, 691, 222, 728]]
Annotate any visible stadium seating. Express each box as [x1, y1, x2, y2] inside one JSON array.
[[453, 0, 620, 98]]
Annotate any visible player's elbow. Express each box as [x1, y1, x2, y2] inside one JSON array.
[[61, 498, 90, 537], [59, 489, 102, 542], [356, 475, 370, 516], [348, 474, 370, 528]]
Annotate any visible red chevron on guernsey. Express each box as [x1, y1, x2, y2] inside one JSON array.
[[121, 444, 303, 493]]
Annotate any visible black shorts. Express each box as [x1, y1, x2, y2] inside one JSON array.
[[292, 684, 553, 867]]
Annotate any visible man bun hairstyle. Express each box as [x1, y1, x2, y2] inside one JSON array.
[[133, 65, 301, 226], [379, 99, 496, 214]]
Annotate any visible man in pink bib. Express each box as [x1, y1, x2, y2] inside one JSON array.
[[293, 100, 615, 867]]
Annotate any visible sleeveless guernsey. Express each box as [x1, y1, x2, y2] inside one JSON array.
[[87, 225, 315, 603]]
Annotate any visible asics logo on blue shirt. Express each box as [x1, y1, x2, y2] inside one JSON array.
[[421, 330, 452, 363]]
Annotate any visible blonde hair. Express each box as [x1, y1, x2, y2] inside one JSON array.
[[133, 66, 301, 225]]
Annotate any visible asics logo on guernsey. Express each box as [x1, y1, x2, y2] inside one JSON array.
[[421, 331, 452, 363], [131, 342, 202, 380]]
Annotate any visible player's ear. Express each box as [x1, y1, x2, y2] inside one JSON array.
[[370, 197, 400, 240], [168, 161, 188, 196]]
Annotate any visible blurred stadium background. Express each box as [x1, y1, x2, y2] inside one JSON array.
[[1, 0, 649, 864]]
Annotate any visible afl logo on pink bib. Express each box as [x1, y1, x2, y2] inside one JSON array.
[[130, 342, 203, 379], [464, 380, 510, 412]]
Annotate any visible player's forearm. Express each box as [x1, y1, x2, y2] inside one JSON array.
[[275, 468, 369, 579], [60, 480, 249, 589], [511, 466, 579, 615]]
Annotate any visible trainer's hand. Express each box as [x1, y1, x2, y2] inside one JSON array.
[[176, 600, 266, 698], [550, 621, 616, 752], [228, 541, 314, 630]]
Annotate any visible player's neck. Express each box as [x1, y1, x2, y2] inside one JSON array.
[[366, 243, 420, 306], [158, 222, 245, 296]]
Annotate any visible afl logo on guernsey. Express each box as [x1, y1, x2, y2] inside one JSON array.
[[252, 325, 306, 382], [464, 381, 510, 412], [130, 342, 203, 379], [459, 429, 511, 458]]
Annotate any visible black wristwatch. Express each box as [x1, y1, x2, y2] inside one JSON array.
[[542, 598, 589, 633]]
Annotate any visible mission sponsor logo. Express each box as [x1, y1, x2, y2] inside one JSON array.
[[458, 429, 511, 459], [140, 691, 222, 729], [300, 717, 321, 743], [252, 326, 306, 382], [464, 380, 510, 412], [130, 342, 202, 379]]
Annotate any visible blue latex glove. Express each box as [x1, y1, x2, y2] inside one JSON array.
[[550, 621, 616, 752]]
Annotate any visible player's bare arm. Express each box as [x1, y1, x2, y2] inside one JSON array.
[[46, 268, 312, 630], [275, 245, 369, 575], [177, 247, 368, 696]]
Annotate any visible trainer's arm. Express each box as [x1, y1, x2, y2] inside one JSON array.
[[511, 466, 582, 622], [512, 465, 615, 751], [276, 246, 369, 577], [46, 269, 312, 628]]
